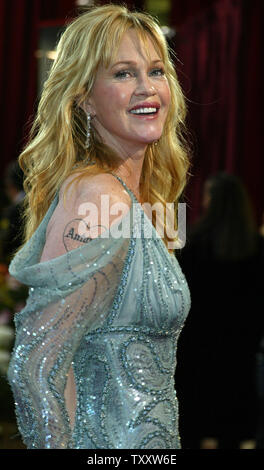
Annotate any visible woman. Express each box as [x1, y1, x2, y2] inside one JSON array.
[[7, 4, 191, 449], [176, 172, 264, 449]]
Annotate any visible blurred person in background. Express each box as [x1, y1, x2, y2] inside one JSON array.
[[175, 172, 264, 449], [0, 161, 25, 264], [0, 161, 25, 440]]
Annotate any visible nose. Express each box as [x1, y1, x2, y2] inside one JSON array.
[[134, 72, 156, 97]]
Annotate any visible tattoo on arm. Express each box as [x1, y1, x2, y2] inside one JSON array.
[[63, 218, 108, 252]]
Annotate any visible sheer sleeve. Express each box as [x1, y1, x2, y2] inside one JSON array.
[[7, 182, 133, 449]]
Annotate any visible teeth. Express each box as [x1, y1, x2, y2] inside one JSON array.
[[130, 107, 157, 114]]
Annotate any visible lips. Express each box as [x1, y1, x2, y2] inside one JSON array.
[[128, 102, 161, 112], [128, 110, 160, 120]]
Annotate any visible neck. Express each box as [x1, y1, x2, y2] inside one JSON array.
[[114, 156, 145, 202], [93, 122, 147, 193]]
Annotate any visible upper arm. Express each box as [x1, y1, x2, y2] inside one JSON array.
[[40, 173, 131, 262]]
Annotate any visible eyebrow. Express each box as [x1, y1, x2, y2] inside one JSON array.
[[110, 59, 163, 69]]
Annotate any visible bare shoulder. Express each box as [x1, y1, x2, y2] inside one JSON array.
[[40, 172, 131, 262], [60, 172, 131, 207], [79, 172, 131, 206], [71, 172, 132, 225]]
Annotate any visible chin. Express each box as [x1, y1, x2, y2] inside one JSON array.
[[141, 134, 162, 144], [131, 133, 162, 146]]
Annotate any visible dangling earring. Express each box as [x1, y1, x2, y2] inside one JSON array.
[[154, 140, 159, 146], [85, 112, 91, 149], [83, 112, 96, 166]]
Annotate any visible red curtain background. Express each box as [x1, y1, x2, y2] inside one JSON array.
[[1, 0, 263, 226], [0, 0, 40, 169], [171, 0, 264, 226]]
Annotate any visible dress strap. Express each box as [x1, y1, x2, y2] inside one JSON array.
[[110, 172, 139, 205]]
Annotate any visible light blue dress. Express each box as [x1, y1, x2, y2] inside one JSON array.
[[7, 173, 191, 449]]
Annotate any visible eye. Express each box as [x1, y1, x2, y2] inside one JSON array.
[[151, 68, 165, 76], [114, 70, 132, 79]]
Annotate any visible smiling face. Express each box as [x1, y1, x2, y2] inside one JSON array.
[[85, 28, 171, 156]]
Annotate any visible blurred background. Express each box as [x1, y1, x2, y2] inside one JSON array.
[[0, 0, 263, 449]]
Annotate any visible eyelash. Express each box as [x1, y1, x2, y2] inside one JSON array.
[[114, 68, 165, 79]]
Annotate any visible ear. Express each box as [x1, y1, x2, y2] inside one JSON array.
[[76, 95, 96, 117]]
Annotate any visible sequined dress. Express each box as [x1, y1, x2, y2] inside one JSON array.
[[7, 173, 191, 449]]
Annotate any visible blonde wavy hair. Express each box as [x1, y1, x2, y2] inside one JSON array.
[[16, 3, 191, 256]]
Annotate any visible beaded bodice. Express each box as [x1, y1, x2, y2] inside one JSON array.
[[7, 173, 191, 449]]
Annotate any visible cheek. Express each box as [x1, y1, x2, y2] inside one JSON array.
[[119, 91, 128, 102], [163, 83, 171, 107], [112, 86, 131, 108], [93, 85, 130, 113], [160, 84, 171, 122]]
